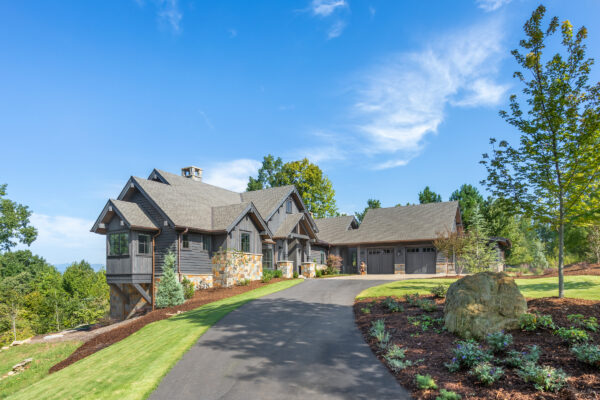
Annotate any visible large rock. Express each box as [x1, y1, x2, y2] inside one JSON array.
[[444, 272, 527, 339]]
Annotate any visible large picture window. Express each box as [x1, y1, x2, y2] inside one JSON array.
[[138, 234, 151, 255], [241, 232, 251, 253], [108, 232, 129, 256]]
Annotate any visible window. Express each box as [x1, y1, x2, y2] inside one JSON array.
[[286, 199, 292, 214], [422, 248, 435, 253], [202, 235, 212, 252], [407, 248, 419, 253], [320, 250, 325, 265], [138, 234, 151, 255], [262, 248, 273, 269], [108, 233, 129, 256], [241, 232, 251, 253], [182, 234, 189, 249]]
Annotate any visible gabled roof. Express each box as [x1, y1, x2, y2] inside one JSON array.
[[273, 213, 304, 238], [240, 185, 296, 219], [314, 215, 357, 243], [327, 202, 460, 245], [91, 199, 159, 233]]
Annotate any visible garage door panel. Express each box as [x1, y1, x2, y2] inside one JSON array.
[[406, 247, 436, 274], [367, 248, 394, 274]]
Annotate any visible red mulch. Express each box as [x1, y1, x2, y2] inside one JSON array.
[[518, 263, 600, 279], [50, 279, 287, 374], [355, 295, 600, 399]]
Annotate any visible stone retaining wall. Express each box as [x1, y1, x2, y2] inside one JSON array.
[[212, 251, 263, 288], [183, 274, 214, 289], [276, 261, 293, 278]]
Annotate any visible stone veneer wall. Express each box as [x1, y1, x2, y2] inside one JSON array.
[[183, 274, 214, 289], [212, 251, 263, 288], [315, 264, 327, 271], [394, 264, 405, 274], [301, 262, 316, 278], [276, 261, 293, 278], [436, 263, 455, 274]]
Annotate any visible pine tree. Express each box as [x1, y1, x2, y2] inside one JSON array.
[[461, 204, 499, 273], [155, 252, 184, 308]]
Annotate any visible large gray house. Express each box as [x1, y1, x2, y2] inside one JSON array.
[[92, 167, 462, 319]]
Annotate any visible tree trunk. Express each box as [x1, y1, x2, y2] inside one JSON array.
[[558, 219, 565, 298], [12, 312, 17, 342]]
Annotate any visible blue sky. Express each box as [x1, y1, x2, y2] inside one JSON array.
[[1, 0, 598, 266]]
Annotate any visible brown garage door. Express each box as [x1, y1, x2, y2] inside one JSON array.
[[367, 248, 394, 274], [405, 247, 436, 274]]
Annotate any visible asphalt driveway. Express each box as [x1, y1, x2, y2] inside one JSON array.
[[150, 278, 411, 400]]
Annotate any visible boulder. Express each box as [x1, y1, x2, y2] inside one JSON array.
[[444, 271, 527, 339]]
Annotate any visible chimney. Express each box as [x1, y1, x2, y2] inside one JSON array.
[[181, 166, 203, 181]]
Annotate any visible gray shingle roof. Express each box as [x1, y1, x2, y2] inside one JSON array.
[[211, 202, 252, 231], [314, 216, 356, 243], [110, 199, 158, 230], [326, 202, 460, 245], [273, 213, 304, 238], [240, 185, 295, 218]]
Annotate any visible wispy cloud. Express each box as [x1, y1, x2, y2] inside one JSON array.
[[475, 0, 512, 12], [350, 19, 507, 169], [198, 110, 214, 130], [327, 20, 346, 39], [311, 0, 347, 17], [136, 0, 183, 33], [203, 159, 261, 192]]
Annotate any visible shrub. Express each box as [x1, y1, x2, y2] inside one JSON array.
[[293, 272, 299, 278], [554, 327, 589, 344], [485, 331, 513, 353], [385, 357, 413, 372], [567, 314, 598, 332], [445, 340, 493, 372], [382, 297, 404, 313], [519, 313, 555, 331], [408, 315, 445, 333], [325, 254, 342, 275], [415, 374, 438, 390], [181, 276, 195, 300], [361, 307, 371, 314], [155, 252, 185, 308], [273, 269, 282, 278], [369, 319, 390, 350], [571, 344, 600, 368], [404, 293, 421, 306], [418, 299, 437, 312], [436, 389, 462, 400], [504, 345, 541, 368], [518, 363, 568, 392], [239, 278, 251, 286], [385, 344, 406, 360], [315, 269, 323, 277], [430, 284, 449, 298], [469, 362, 504, 385]]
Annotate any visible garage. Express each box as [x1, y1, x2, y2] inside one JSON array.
[[366, 248, 394, 274], [405, 247, 436, 274]]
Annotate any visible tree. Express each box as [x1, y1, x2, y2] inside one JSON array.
[[0, 272, 31, 342], [247, 156, 338, 218], [355, 199, 381, 223], [433, 228, 468, 275], [0, 250, 54, 279], [450, 184, 484, 230], [460, 204, 499, 273], [0, 184, 37, 251], [156, 252, 184, 308], [62, 261, 109, 325], [418, 186, 442, 204], [588, 226, 600, 263], [481, 5, 600, 297]]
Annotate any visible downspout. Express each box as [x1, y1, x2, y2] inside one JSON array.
[[178, 228, 189, 282], [151, 228, 161, 311]]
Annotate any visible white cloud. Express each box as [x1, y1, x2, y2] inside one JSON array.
[[136, 0, 182, 33], [203, 159, 261, 192], [476, 0, 512, 12], [21, 214, 105, 265], [311, 0, 347, 17], [327, 20, 346, 39], [351, 19, 507, 168]]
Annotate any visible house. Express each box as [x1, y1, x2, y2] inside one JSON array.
[[92, 166, 462, 319]]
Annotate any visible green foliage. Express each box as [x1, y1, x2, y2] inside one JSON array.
[[554, 327, 589, 344], [519, 313, 555, 331], [418, 186, 442, 204], [355, 199, 381, 223], [315, 269, 322, 277], [517, 362, 568, 392], [262, 269, 282, 283], [460, 203, 498, 273], [369, 319, 390, 350], [567, 314, 598, 332], [155, 252, 184, 308], [407, 315, 445, 333], [181, 277, 195, 299], [450, 184, 484, 231], [239, 278, 251, 285], [415, 374, 438, 390], [360, 307, 371, 314], [381, 297, 403, 313], [588, 226, 600, 263], [445, 340, 493, 372], [0, 184, 37, 251], [481, 5, 600, 298], [404, 293, 421, 306], [430, 284, 448, 298], [247, 155, 338, 218], [469, 362, 504, 385], [417, 298, 437, 312], [485, 331, 513, 353], [571, 344, 600, 368], [384, 345, 412, 372], [503, 345, 541, 368], [293, 271, 298, 279], [436, 389, 462, 400]]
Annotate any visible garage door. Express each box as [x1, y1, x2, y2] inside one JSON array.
[[367, 248, 394, 274], [405, 247, 436, 274]]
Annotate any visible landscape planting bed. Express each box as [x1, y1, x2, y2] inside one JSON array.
[[50, 279, 288, 373], [355, 295, 600, 399]]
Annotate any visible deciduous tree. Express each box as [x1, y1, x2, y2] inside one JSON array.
[[0, 184, 37, 251], [355, 199, 381, 223]]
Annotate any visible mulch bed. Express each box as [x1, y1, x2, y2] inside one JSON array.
[[518, 263, 600, 279], [355, 295, 600, 399], [50, 279, 287, 374]]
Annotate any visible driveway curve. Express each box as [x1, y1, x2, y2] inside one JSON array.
[[150, 278, 411, 400]]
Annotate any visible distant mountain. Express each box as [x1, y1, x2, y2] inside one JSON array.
[[54, 263, 105, 272]]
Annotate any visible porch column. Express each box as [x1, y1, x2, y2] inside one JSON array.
[[283, 240, 288, 261], [306, 240, 311, 262], [357, 245, 361, 269]]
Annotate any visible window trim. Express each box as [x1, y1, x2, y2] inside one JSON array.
[[138, 233, 151, 255], [182, 233, 190, 250], [108, 232, 129, 256], [286, 199, 292, 214], [240, 231, 251, 253], [262, 247, 273, 269]]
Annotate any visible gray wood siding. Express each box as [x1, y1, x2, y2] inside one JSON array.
[[180, 232, 213, 275], [227, 214, 262, 253], [213, 234, 227, 252], [266, 194, 301, 236], [310, 245, 328, 264], [105, 215, 132, 277]]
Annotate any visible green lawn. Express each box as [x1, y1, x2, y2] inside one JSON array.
[[356, 275, 600, 300], [0, 341, 81, 399], [7, 279, 302, 400]]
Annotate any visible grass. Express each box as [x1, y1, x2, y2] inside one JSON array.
[[357, 275, 600, 301], [0, 341, 81, 399], [6, 279, 302, 400]]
